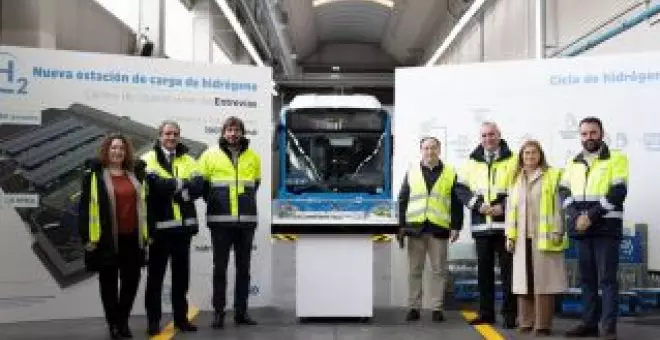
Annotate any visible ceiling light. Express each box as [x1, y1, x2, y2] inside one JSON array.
[[425, 0, 487, 66], [312, 0, 394, 8]]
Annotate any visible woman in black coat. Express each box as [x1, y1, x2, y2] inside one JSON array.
[[78, 133, 148, 339]]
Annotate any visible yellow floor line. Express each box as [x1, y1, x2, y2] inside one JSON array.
[[461, 310, 506, 340], [150, 306, 200, 340]]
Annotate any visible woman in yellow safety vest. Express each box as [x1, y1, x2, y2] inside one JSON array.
[[505, 140, 568, 336], [78, 133, 148, 339]]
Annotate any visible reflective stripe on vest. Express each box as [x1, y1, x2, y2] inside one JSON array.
[[405, 164, 455, 228], [561, 150, 628, 219], [138, 183, 148, 243], [506, 168, 568, 252], [472, 222, 506, 232], [460, 156, 516, 229], [89, 172, 101, 243], [154, 217, 197, 229]]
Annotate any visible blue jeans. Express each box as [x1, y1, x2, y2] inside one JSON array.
[[577, 237, 620, 332]]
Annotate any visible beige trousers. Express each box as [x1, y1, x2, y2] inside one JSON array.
[[518, 294, 555, 330], [407, 234, 448, 311]]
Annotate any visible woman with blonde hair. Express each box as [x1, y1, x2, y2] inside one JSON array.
[[78, 133, 148, 339], [505, 140, 568, 336]]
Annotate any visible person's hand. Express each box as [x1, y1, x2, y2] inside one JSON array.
[[550, 233, 563, 245], [84, 242, 97, 251], [490, 204, 504, 217], [576, 213, 591, 232], [449, 230, 460, 243], [505, 239, 515, 253], [478, 203, 491, 215], [396, 229, 405, 249]]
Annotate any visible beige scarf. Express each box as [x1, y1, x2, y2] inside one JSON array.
[[101, 169, 146, 251]]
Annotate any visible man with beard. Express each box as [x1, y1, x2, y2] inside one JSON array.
[[198, 116, 261, 329], [560, 117, 629, 340]]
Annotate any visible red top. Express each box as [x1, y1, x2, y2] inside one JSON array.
[[111, 174, 138, 234]]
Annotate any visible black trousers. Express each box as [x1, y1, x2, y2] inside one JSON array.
[[211, 227, 255, 315], [145, 233, 192, 325], [98, 233, 142, 328], [578, 237, 620, 332], [475, 234, 516, 321]]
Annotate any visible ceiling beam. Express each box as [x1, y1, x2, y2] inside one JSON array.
[[276, 72, 393, 88], [214, 0, 264, 66]]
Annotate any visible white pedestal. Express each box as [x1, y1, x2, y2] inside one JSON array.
[[295, 235, 373, 318]]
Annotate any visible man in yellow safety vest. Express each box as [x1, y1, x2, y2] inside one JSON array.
[[141, 120, 203, 336], [198, 116, 261, 329], [455, 121, 518, 329], [397, 136, 463, 323]]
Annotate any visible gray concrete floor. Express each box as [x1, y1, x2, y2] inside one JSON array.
[[1, 307, 659, 339], [0, 242, 659, 339]]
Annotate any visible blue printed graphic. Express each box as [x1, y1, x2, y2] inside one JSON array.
[[0, 53, 29, 95]]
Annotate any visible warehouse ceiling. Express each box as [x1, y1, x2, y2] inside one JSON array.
[[279, 0, 474, 73]]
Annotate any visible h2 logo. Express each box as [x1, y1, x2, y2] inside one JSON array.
[[0, 53, 29, 95]]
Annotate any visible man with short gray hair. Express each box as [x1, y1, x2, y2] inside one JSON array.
[[455, 122, 518, 328], [141, 120, 203, 335]]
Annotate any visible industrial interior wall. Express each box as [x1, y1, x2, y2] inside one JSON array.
[[56, 0, 135, 54], [438, 0, 535, 65], [1, 0, 56, 48], [549, 0, 660, 57], [0, 0, 134, 54]]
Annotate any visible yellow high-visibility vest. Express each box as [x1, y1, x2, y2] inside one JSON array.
[[506, 168, 568, 251], [199, 147, 261, 223], [405, 164, 455, 228]]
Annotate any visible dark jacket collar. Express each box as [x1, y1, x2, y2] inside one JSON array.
[[153, 141, 188, 174], [218, 137, 250, 155], [469, 139, 513, 163], [84, 157, 103, 171], [419, 160, 444, 172], [153, 141, 188, 158], [573, 143, 611, 163]]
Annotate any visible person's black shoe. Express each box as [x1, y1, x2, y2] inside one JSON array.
[[117, 323, 133, 338], [109, 325, 121, 339], [564, 324, 599, 337], [518, 326, 532, 333], [431, 310, 445, 322], [234, 314, 258, 326], [405, 309, 420, 322], [535, 329, 552, 337], [147, 322, 160, 336], [468, 316, 494, 325], [174, 321, 198, 332], [602, 329, 617, 340], [212, 311, 225, 329], [502, 315, 517, 329]]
